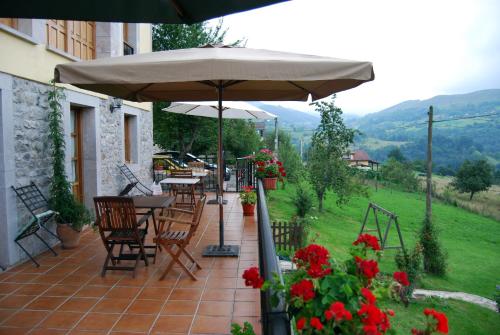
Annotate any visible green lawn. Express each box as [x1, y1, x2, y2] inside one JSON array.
[[267, 184, 500, 299], [379, 298, 500, 335]]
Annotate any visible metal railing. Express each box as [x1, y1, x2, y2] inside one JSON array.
[[235, 156, 255, 192], [256, 179, 291, 335]]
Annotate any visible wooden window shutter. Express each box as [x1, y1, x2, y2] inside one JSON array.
[[0, 18, 18, 29], [46, 20, 95, 60], [46, 20, 67, 51]]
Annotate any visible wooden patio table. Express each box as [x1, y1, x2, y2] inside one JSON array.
[[132, 195, 175, 235]]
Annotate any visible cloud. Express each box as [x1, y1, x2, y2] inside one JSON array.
[[216, 0, 500, 115]]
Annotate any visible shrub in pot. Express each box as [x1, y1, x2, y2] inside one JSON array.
[[254, 149, 285, 190], [240, 186, 257, 216], [48, 82, 92, 248]]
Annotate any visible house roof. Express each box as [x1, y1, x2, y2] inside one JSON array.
[[351, 150, 371, 161]]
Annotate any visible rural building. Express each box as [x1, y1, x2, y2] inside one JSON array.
[[0, 19, 154, 267], [345, 149, 379, 170]]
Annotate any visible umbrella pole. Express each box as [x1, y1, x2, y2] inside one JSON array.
[[202, 81, 239, 257], [218, 83, 224, 248]]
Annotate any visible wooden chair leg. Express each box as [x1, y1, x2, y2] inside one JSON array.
[[181, 247, 202, 270], [159, 246, 180, 280], [137, 240, 149, 267], [102, 243, 115, 277]]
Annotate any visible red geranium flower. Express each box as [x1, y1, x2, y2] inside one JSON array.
[[325, 301, 352, 322], [353, 234, 381, 251], [294, 244, 330, 267], [281, 172, 287, 177], [393, 271, 410, 286], [290, 279, 315, 302], [310, 317, 323, 330], [242, 267, 264, 289], [424, 309, 449, 334], [296, 317, 306, 330], [355, 257, 380, 280], [277, 161, 283, 166], [361, 288, 376, 304]]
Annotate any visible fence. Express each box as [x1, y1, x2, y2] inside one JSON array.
[[256, 179, 291, 335], [272, 220, 305, 251], [235, 156, 256, 192]]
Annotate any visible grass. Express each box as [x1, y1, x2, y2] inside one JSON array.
[[379, 298, 500, 335], [431, 175, 500, 221], [267, 183, 500, 299]]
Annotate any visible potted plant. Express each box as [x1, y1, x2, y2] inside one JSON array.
[[48, 82, 92, 249], [240, 186, 257, 216], [235, 234, 449, 335], [254, 149, 285, 190]]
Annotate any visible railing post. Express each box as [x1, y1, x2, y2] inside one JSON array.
[[256, 179, 291, 335]]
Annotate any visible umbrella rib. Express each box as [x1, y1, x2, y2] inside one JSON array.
[[246, 110, 259, 119], [169, 0, 192, 23], [287, 81, 316, 96], [126, 83, 154, 100]]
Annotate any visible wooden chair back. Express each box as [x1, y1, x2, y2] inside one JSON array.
[[188, 195, 206, 237], [93, 196, 138, 232], [171, 169, 193, 178], [188, 162, 205, 172]]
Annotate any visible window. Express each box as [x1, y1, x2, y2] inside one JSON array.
[[0, 18, 18, 29], [123, 113, 138, 163], [123, 23, 134, 55], [124, 114, 131, 163], [46, 20, 95, 60]]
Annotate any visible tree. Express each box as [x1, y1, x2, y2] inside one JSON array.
[[379, 158, 419, 192], [265, 129, 304, 183], [387, 147, 406, 162], [451, 159, 493, 200], [152, 21, 246, 158], [307, 96, 362, 211]]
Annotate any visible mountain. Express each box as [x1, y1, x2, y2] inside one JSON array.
[[350, 89, 500, 172], [252, 102, 359, 128], [251, 102, 320, 128]]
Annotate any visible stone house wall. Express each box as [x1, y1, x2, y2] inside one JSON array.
[[0, 75, 153, 267]]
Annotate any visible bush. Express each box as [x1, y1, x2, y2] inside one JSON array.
[[419, 218, 447, 276], [293, 180, 314, 217], [380, 158, 419, 192], [395, 243, 423, 300]]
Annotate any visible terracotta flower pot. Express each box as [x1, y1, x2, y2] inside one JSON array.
[[242, 203, 255, 216], [56, 224, 81, 249], [262, 177, 277, 190]]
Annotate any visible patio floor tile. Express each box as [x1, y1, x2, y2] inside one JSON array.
[[112, 314, 156, 332], [57, 297, 99, 312], [37, 310, 84, 329], [75, 313, 120, 331], [152, 315, 193, 333], [0, 193, 262, 334]]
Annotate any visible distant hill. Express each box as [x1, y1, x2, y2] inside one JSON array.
[[252, 102, 320, 128], [349, 89, 500, 172]]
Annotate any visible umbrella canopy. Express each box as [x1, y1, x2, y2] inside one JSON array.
[[0, 0, 288, 24], [55, 46, 374, 102], [55, 45, 375, 256], [163, 101, 277, 120]]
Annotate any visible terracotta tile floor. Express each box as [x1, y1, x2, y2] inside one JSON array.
[[0, 193, 261, 335]]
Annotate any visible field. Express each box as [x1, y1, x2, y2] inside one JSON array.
[[430, 175, 500, 221], [267, 183, 500, 333]]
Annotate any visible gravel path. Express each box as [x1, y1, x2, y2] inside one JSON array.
[[413, 289, 497, 311]]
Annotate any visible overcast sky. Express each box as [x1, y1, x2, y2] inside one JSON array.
[[213, 0, 500, 115]]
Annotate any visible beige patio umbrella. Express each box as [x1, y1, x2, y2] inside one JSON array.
[[55, 45, 375, 256]]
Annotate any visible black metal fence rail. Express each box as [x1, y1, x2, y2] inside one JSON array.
[[235, 156, 255, 192], [256, 179, 291, 335]]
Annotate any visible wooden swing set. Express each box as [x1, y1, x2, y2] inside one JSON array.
[[359, 202, 406, 253]]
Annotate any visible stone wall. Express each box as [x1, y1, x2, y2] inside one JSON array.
[[4, 75, 154, 265]]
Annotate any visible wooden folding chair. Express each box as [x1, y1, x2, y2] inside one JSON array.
[[170, 169, 195, 208], [154, 195, 206, 280], [93, 196, 150, 278]]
